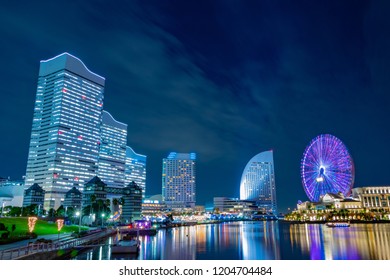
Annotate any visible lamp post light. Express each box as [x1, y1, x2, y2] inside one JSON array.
[[1, 200, 5, 217], [101, 213, 105, 227], [76, 211, 81, 234]]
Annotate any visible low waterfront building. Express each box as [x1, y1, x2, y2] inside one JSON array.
[[23, 183, 45, 208], [322, 193, 361, 210], [0, 179, 25, 207], [82, 176, 107, 207], [297, 192, 361, 212], [63, 187, 82, 210], [194, 205, 205, 213], [142, 194, 166, 216], [213, 197, 257, 214], [296, 187, 390, 214], [352, 186, 390, 210], [121, 181, 142, 223]]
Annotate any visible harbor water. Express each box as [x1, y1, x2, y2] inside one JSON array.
[[73, 221, 390, 260]]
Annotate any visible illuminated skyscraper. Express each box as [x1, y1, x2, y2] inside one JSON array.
[[162, 152, 196, 209], [25, 53, 105, 209], [125, 146, 146, 198], [97, 111, 127, 188], [239, 150, 277, 214]]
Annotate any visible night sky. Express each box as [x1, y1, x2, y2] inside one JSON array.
[[0, 1, 389, 213]]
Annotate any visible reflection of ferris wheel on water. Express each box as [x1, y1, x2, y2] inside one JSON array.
[[301, 134, 355, 202]]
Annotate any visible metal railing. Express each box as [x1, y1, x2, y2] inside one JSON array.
[[0, 229, 115, 260]]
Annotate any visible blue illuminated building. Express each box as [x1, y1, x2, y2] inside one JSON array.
[[25, 53, 105, 209], [125, 146, 147, 198], [240, 150, 277, 214], [162, 152, 196, 209], [98, 111, 127, 188]]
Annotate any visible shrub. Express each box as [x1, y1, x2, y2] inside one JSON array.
[[1, 231, 9, 239], [0, 223, 6, 231], [26, 232, 38, 239]]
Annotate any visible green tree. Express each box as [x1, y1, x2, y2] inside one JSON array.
[[9, 207, 22, 217], [56, 205, 65, 217], [48, 208, 56, 218], [112, 198, 120, 213], [22, 204, 37, 216], [90, 194, 97, 217], [66, 206, 75, 219]]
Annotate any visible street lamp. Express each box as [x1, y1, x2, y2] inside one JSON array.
[[1, 200, 5, 217], [76, 211, 82, 234], [101, 213, 105, 227]]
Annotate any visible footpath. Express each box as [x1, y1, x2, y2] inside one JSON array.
[[0, 233, 73, 251]]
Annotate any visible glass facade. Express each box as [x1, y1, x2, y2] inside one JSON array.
[[97, 111, 127, 188], [125, 146, 147, 198], [162, 152, 196, 209], [240, 150, 277, 214], [25, 53, 105, 209]]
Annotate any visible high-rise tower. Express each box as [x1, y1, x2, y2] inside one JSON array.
[[25, 53, 105, 209], [239, 150, 277, 214], [125, 146, 147, 198], [97, 111, 127, 188], [162, 152, 196, 209]]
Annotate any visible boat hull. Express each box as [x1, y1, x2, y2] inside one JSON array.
[[111, 240, 140, 254]]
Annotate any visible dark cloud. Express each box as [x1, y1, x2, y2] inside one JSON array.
[[0, 1, 389, 212]]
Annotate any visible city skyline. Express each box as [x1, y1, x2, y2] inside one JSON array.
[[0, 1, 389, 212]]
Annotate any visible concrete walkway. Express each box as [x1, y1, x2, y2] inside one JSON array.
[[0, 232, 73, 251]]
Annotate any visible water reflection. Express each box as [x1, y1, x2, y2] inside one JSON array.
[[73, 221, 390, 260], [285, 223, 390, 260]]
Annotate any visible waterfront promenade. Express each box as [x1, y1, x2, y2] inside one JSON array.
[[0, 229, 114, 260]]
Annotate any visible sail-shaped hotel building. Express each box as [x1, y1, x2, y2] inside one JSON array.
[[239, 150, 277, 214]]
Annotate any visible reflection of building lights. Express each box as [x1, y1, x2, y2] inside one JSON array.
[[28, 217, 38, 233]]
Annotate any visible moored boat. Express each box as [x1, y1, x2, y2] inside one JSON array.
[[326, 221, 350, 228], [111, 239, 140, 254]]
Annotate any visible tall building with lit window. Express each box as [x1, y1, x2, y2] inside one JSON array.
[[125, 146, 147, 198], [97, 111, 127, 188], [162, 152, 196, 209], [25, 53, 105, 210], [240, 150, 277, 214]]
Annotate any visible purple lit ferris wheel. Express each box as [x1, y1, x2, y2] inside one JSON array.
[[301, 134, 355, 202]]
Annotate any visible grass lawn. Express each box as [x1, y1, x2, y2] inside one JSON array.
[[0, 217, 88, 236]]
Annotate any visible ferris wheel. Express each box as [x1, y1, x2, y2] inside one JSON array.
[[300, 134, 355, 202]]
